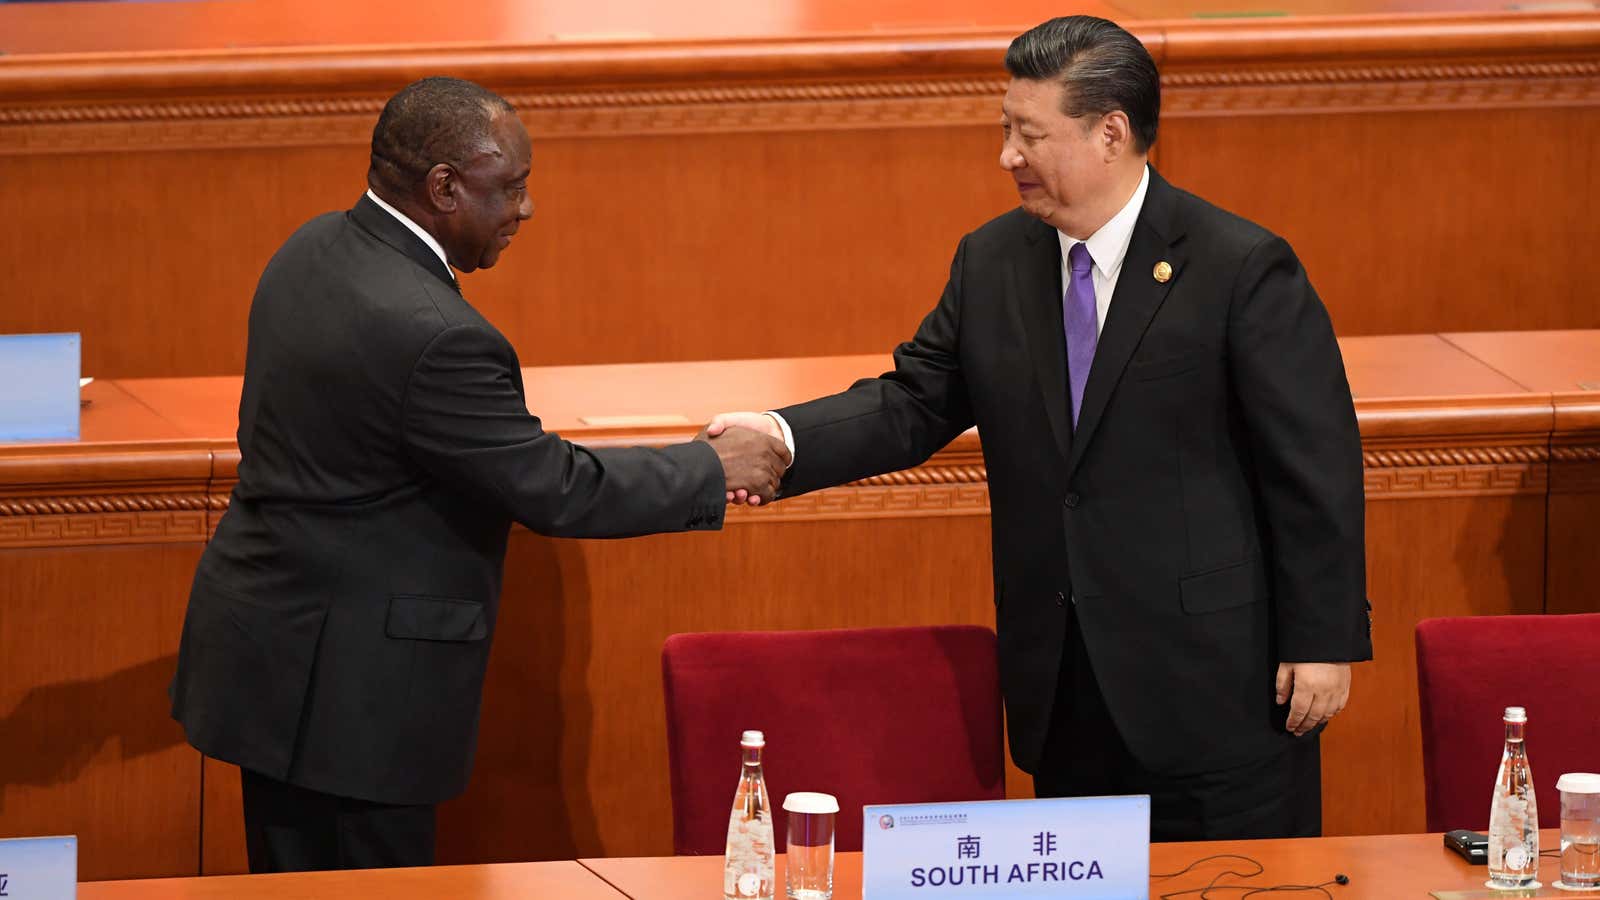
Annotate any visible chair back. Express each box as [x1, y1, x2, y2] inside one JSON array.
[[661, 625, 1005, 854], [1416, 613, 1600, 832]]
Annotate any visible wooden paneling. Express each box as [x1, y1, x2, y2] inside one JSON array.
[[0, 544, 203, 880], [1439, 331, 1600, 617], [2, 13, 1596, 378], [200, 757, 246, 876], [436, 515, 995, 864], [6, 335, 1598, 878], [1157, 107, 1600, 338], [1326, 494, 1548, 835]]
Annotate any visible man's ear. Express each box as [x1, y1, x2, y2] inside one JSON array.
[[424, 163, 458, 214], [1101, 111, 1133, 162]]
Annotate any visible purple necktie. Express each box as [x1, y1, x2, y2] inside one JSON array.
[[1064, 241, 1098, 428]]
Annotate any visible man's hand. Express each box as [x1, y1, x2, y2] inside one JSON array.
[[705, 412, 788, 504], [1276, 662, 1351, 736], [696, 424, 789, 506]]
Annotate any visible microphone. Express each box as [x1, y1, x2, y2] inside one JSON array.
[[1334, 873, 1350, 885]]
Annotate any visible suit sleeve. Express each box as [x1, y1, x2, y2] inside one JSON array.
[[401, 324, 727, 538], [776, 236, 977, 496], [1228, 235, 1372, 663]]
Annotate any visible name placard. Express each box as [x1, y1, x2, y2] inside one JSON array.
[[0, 333, 80, 442], [863, 796, 1149, 899], [0, 835, 77, 900]]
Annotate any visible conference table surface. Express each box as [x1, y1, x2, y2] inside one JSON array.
[[77, 830, 1569, 898]]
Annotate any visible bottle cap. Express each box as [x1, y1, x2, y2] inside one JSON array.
[[1504, 706, 1527, 722], [1557, 773, 1600, 794], [740, 729, 765, 748], [783, 792, 840, 815]]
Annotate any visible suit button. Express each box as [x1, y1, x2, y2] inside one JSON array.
[[1064, 492, 1080, 508], [1055, 591, 1066, 607]]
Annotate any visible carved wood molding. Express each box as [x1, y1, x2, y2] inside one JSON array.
[[1362, 444, 1549, 499], [6, 56, 1597, 154], [1552, 445, 1600, 463], [2, 438, 1578, 541], [0, 491, 221, 548], [1551, 443, 1600, 494], [0, 492, 222, 516], [1165, 73, 1600, 116], [1362, 446, 1548, 468], [0, 509, 211, 548], [0, 80, 1007, 154]]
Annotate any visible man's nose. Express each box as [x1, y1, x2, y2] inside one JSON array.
[[999, 146, 1024, 171]]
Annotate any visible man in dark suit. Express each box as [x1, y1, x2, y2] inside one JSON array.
[[710, 17, 1371, 840], [169, 77, 788, 873]]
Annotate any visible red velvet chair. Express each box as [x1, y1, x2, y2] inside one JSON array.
[[1415, 614, 1600, 832], [661, 625, 1005, 854]]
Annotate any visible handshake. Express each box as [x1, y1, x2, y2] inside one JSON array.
[[695, 411, 789, 506]]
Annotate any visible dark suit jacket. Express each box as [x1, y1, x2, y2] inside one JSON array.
[[778, 170, 1371, 776], [170, 195, 726, 805]]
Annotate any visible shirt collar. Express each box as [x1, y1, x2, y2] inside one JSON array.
[[364, 189, 453, 276], [1056, 164, 1150, 278]]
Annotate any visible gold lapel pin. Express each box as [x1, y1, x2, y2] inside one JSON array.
[[1153, 261, 1173, 283]]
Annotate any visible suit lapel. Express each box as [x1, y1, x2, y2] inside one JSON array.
[[1014, 216, 1072, 466], [1066, 170, 1188, 479], [349, 193, 460, 293]]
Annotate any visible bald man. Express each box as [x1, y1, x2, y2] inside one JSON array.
[[170, 77, 788, 872]]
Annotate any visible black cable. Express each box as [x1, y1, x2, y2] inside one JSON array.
[[1154, 852, 1347, 900], [1153, 854, 1266, 880]]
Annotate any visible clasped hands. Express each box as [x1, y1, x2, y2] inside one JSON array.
[[695, 411, 789, 506]]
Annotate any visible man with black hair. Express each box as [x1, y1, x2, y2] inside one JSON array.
[[170, 76, 789, 872], [709, 17, 1370, 840]]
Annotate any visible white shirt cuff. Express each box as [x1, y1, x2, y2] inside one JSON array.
[[765, 411, 796, 465]]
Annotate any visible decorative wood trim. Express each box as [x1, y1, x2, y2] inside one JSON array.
[[1363, 463, 1547, 499], [1362, 443, 1549, 499], [1551, 443, 1600, 495], [1362, 446, 1548, 468], [1164, 68, 1600, 117], [0, 505, 211, 548], [1165, 60, 1600, 89], [0, 84, 1006, 155], [5, 13, 1598, 154], [0, 492, 220, 516], [1552, 445, 1600, 463], [6, 438, 1576, 541]]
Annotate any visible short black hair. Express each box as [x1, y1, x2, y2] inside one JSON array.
[[1004, 16, 1159, 153], [368, 76, 516, 194]]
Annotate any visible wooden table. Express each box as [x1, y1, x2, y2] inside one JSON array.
[[581, 830, 1571, 899], [69, 828, 1577, 897], [80, 860, 623, 899]]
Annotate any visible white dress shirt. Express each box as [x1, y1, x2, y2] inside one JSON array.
[[365, 189, 454, 277], [765, 165, 1151, 467], [1057, 164, 1150, 337]]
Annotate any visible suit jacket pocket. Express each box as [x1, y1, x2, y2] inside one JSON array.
[[1179, 560, 1259, 615], [1130, 348, 1211, 381], [386, 594, 488, 641]]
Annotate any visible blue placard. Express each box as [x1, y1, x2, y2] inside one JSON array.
[[0, 333, 81, 442], [863, 796, 1150, 899], [0, 835, 77, 900]]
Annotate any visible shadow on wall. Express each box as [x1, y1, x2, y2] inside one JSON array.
[[0, 654, 186, 814]]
